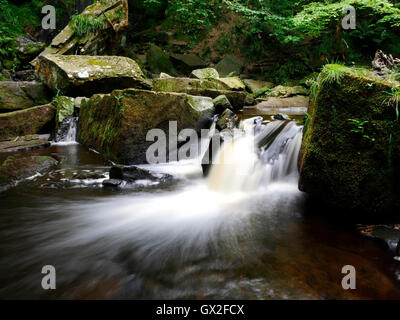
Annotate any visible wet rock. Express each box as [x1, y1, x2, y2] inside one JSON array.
[[201, 131, 224, 176], [74, 97, 88, 109], [263, 85, 308, 98], [215, 55, 243, 77], [146, 44, 176, 75], [36, 54, 150, 96], [170, 53, 206, 75], [0, 135, 50, 153], [299, 64, 400, 214], [217, 108, 239, 131], [73, 171, 106, 180], [54, 96, 75, 132], [110, 164, 172, 183], [190, 68, 219, 80], [0, 155, 58, 192], [102, 179, 124, 188], [273, 113, 290, 121], [0, 104, 55, 139], [358, 225, 400, 254], [243, 79, 274, 93], [0, 81, 51, 111], [78, 88, 214, 164], [32, 0, 128, 63], [212, 95, 233, 114]]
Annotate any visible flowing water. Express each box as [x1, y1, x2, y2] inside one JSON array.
[[1, 115, 400, 299]]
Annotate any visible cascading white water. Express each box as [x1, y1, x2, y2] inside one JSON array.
[[55, 116, 79, 144], [207, 118, 303, 193]]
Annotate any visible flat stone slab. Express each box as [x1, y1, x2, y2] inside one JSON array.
[[0, 135, 50, 153], [36, 54, 150, 96]]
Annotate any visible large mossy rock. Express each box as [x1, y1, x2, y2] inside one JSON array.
[[215, 55, 244, 77], [299, 64, 400, 215], [33, 0, 128, 63], [0, 81, 51, 111], [36, 54, 150, 96], [146, 44, 176, 75], [78, 89, 214, 164], [0, 155, 58, 192], [0, 104, 55, 139], [152, 77, 246, 109]]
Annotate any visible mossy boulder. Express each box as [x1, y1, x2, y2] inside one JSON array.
[[212, 95, 233, 114], [77, 89, 214, 164], [36, 54, 150, 96], [0, 104, 55, 139], [190, 68, 219, 80], [152, 77, 229, 92], [152, 77, 246, 109], [215, 55, 243, 77], [299, 64, 400, 215], [0, 81, 51, 111], [14, 36, 45, 64], [0, 155, 58, 192], [146, 44, 176, 75]]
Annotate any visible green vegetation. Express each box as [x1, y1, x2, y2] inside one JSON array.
[[71, 13, 106, 38]]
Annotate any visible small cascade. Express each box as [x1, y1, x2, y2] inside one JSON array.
[[207, 118, 303, 193], [56, 116, 79, 144]]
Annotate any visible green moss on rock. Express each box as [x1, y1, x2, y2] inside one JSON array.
[[299, 64, 400, 214]]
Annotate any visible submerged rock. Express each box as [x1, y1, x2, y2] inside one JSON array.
[[0, 155, 58, 192], [78, 89, 214, 164], [109, 164, 172, 183], [0, 104, 55, 139], [299, 64, 400, 215], [36, 54, 150, 96], [102, 179, 124, 188], [190, 68, 219, 80], [0, 81, 51, 111], [273, 113, 290, 121]]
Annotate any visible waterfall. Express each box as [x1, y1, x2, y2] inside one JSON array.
[[55, 116, 79, 144], [207, 119, 303, 193]]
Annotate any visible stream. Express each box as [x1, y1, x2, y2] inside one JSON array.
[[1, 115, 400, 299]]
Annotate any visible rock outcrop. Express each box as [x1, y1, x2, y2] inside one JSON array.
[[299, 64, 400, 215], [0, 81, 51, 111], [36, 54, 150, 96], [33, 0, 128, 63], [78, 88, 214, 164], [0, 104, 55, 139]]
